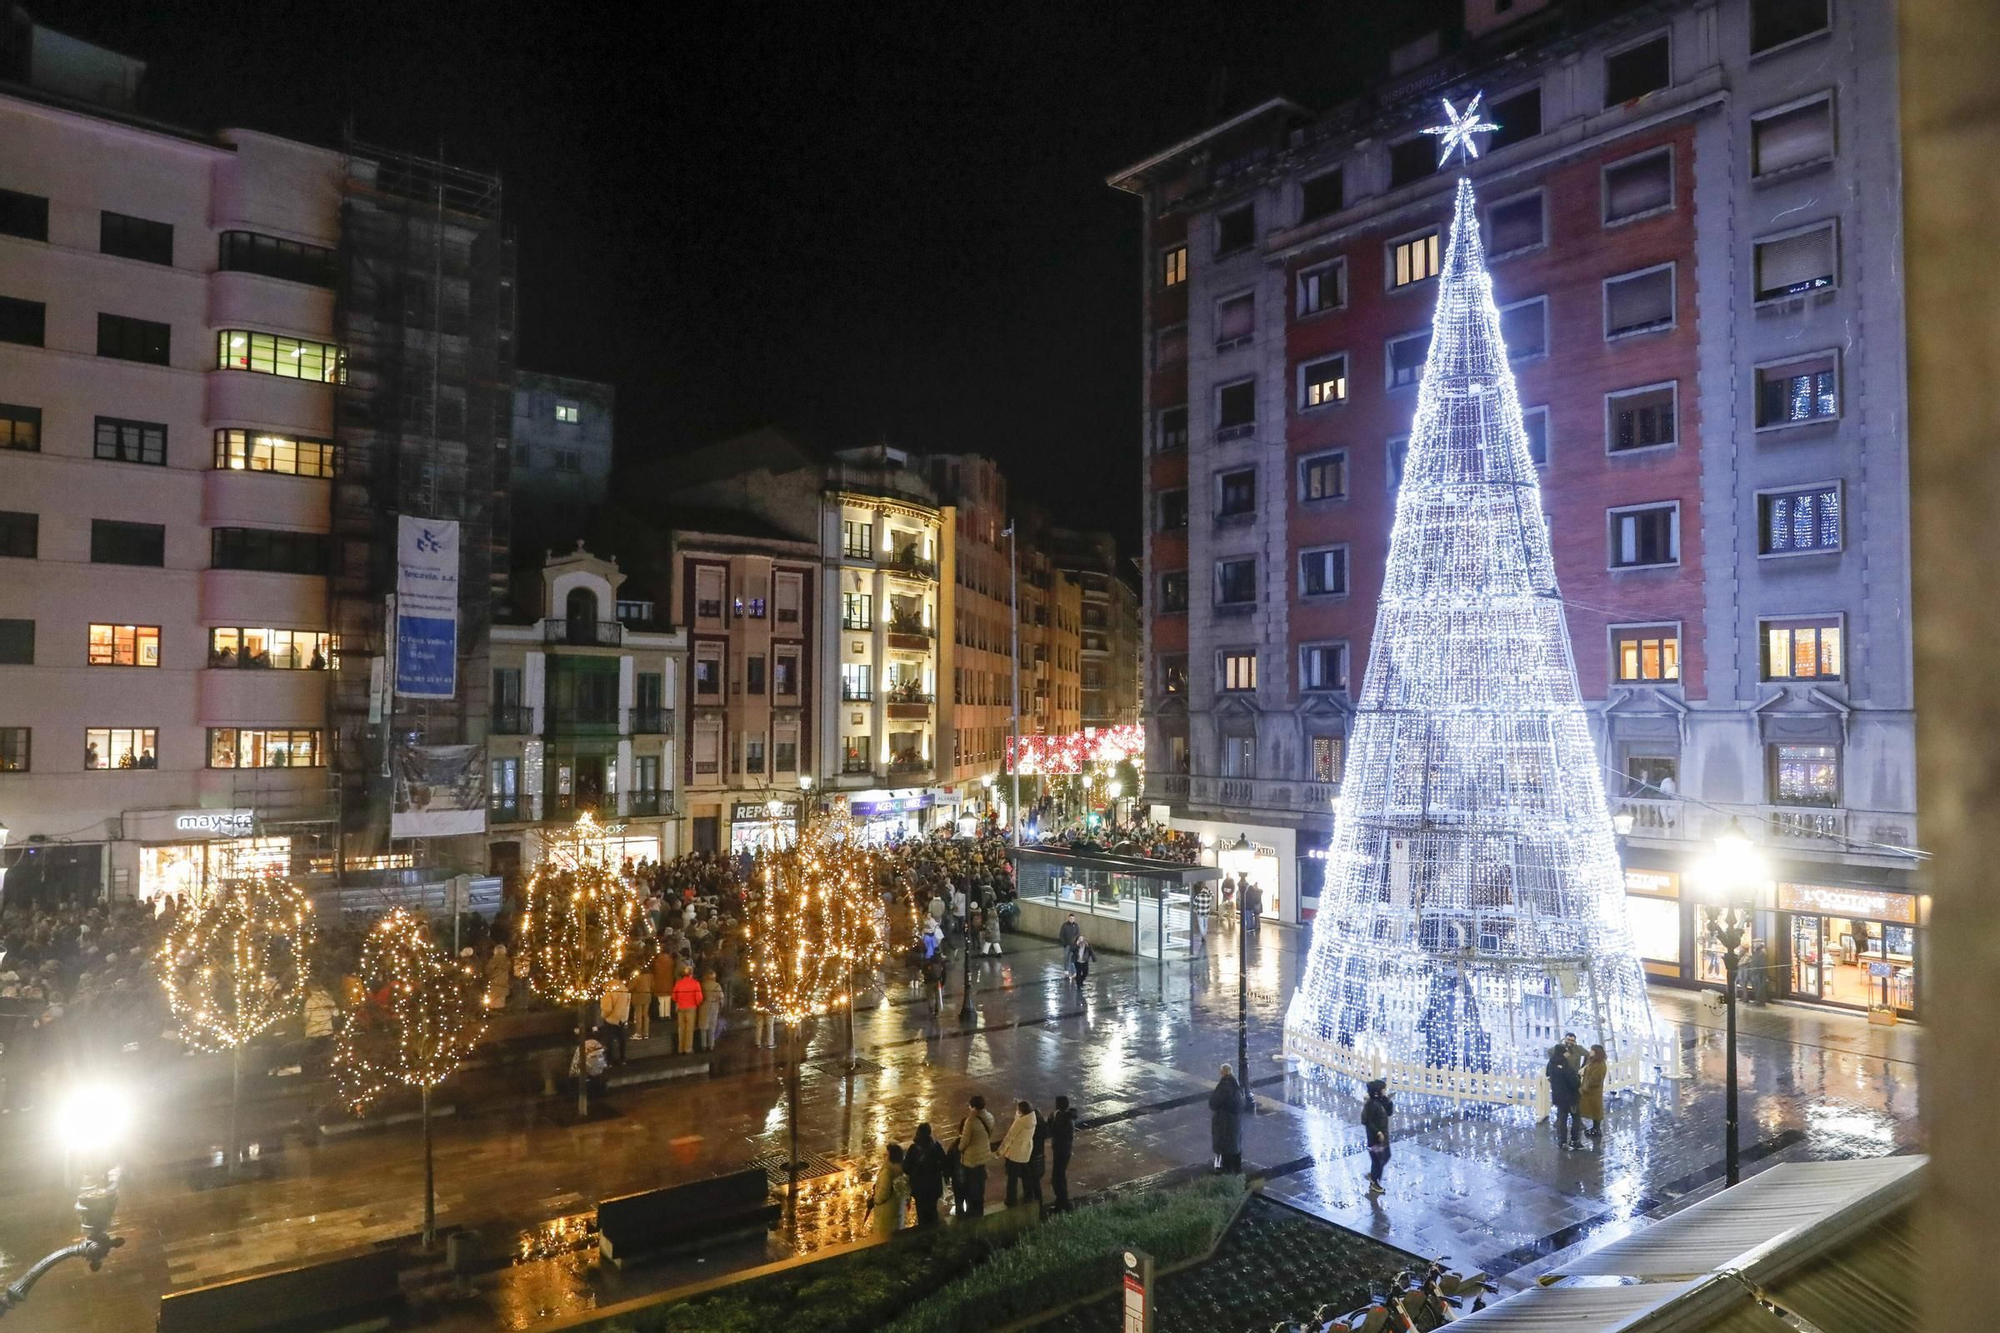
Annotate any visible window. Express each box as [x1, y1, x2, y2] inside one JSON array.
[[1216, 559, 1257, 605], [1296, 259, 1344, 316], [98, 313, 170, 365], [490, 756, 520, 814], [842, 592, 873, 629], [0, 619, 31, 664], [1162, 244, 1188, 287], [1754, 225, 1836, 301], [1301, 643, 1348, 692], [695, 568, 725, 620], [1605, 265, 1675, 337], [0, 295, 45, 347], [0, 727, 27, 771], [744, 735, 765, 774], [694, 646, 721, 695], [89, 624, 160, 667], [1155, 324, 1187, 367], [215, 330, 343, 382], [1161, 656, 1188, 695], [1157, 489, 1188, 531], [1610, 504, 1679, 568], [774, 737, 797, 774], [1614, 626, 1680, 683], [1299, 451, 1348, 502], [694, 722, 721, 774], [1387, 436, 1409, 491], [1299, 546, 1349, 597], [1605, 34, 1670, 106], [1757, 354, 1838, 427], [1751, 0, 1829, 53], [1760, 485, 1842, 555], [92, 520, 165, 567], [1770, 743, 1839, 807], [1217, 469, 1256, 517], [556, 401, 580, 423], [0, 188, 48, 242], [775, 572, 802, 623], [210, 527, 326, 574], [1487, 87, 1542, 152], [1604, 149, 1674, 223], [85, 727, 156, 770], [218, 230, 336, 286], [1215, 291, 1255, 349], [207, 728, 322, 768], [1387, 331, 1431, 388], [1301, 170, 1344, 222], [1753, 97, 1834, 177], [746, 655, 766, 695], [1216, 379, 1257, 437], [1499, 297, 1548, 360], [94, 417, 166, 466], [775, 650, 799, 695], [842, 519, 873, 558], [1607, 384, 1677, 452], [0, 510, 36, 558], [1522, 406, 1550, 468], [1299, 355, 1348, 409], [0, 403, 40, 451], [1159, 571, 1188, 613], [1222, 651, 1257, 691], [1156, 405, 1188, 453], [552, 450, 583, 473], [100, 211, 174, 265], [1221, 734, 1255, 777], [1763, 616, 1843, 680], [209, 628, 334, 669], [1215, 205, 1254, 255], [1390, 231, 1440, 288], [1486, 193, 1544, 256], [1389, 136, 1438, 189], [1310, 734, 1344, 782], [213, 429, 337, 477], [841, 734, 872, 774]]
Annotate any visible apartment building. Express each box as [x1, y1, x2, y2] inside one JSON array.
[[512, 370, 613, 511], [1110, 0, 1921, 1015], [1016, 520, 1083, 741], [484, 546, 684, 878], [0, 25, 510, 903], [1046, 527, 1143, 728], [925, 453, 1014, 819]]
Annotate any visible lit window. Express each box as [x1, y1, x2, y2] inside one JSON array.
[[85, 727, 156, 770], [1390, 231, 1440, 288], [1299, 355, 1348, 409], [0, 402, 39, 451], [556, 401, 580, 423], [1162, 245, 1188, 287], [88, 624, 160, 667], [1221, 651, 1257, 691], [1756, 354, 1838, 427], [1762, 617, 1843, 680], [1759, 485, 1842, 555], [1614, 627, 1680, 683], [215, 329, 344, 383], [207, 727, 323, 768], [208, 628, 335, 670], [1770, 743, 1838, 807], [842, 592, 873, 629], [1310, 734, 1344, 782], [0, 727, 27, 771], [1610, 504, 1679, 568], [1162, 656, 1188, 695], [213, 429, 337, 477]]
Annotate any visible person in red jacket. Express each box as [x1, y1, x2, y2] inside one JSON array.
[[671, 965, 705, 1053]]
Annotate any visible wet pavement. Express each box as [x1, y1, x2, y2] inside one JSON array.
[[0, 923, 1921, 1330]]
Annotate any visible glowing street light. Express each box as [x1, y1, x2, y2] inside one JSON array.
[[0, 1082, 129, 1317], [1695, 816, 1766, 1187]]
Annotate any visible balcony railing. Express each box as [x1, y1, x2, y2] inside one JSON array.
[[625, 792, 674, 818], [628, 706, 673, 735], [543, 618, 623, 647], [842, 616, 873, 631], [841, 686, 874, 702], [887, 550, 938, 581], [887, 754, 929, 776], [886, 618, 934, 649], [841, 758, 873, 775], [489, 798, 524, 823], [1143, 771, 1340, 814], [490, 705, 532, 735], [547, 705, 619, 730]]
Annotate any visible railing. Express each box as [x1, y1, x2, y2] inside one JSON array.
[[885, 686, 933, 705], [490, 705, 532, 735], [627, 707, 673, 735], [886, 619, 934, 646], [489, 798, 524, 823], [625, 792, 674, 817], [1144, 771, 1341, 814], [1613, 797, 1683, 839], [841, 616, 873, 631], [841, 687, 874, 702], [542, 618, 623, 647], [887, 755, 929, 776], [547, 705, 619, 729], [887, 550, 938, 581], [841, 759, 873, 775]]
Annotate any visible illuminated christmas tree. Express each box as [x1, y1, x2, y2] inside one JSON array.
[[1284, 97, 1659, 1104], [331, 908, 487, 1248]]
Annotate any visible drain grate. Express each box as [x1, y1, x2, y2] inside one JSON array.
[[750, 1150, 846, 1183]]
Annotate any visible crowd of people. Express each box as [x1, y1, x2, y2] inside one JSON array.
[[0, 900, 169, 1108], [1021, 817, 1203, 865], [868, 1087, 1081, 1234]]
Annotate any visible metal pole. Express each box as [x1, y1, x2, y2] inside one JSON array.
[[1723, 917, 1741, 1187], [958, 899, 975, 1021], [1007, 524, 1021, 844], [421, 1085, 436, 1249], [228, 1046, 244, 1176], [1237, 903, 1250, 1109], [576, 999, 591, 1118]]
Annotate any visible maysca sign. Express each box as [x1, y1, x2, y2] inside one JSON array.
[[1777, 882, 1919, 925], [172, 809, 255, 838]]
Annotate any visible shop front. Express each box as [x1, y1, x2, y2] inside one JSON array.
[[838, 789, 937, 844], [127, 808, 286, 904], [1166, 816, 1295, 923], [1296, 829, 1332, 922], [1775, 882, 1920, 1016], [729, 800, 800, 854], [1622, 868, 1684, 979]]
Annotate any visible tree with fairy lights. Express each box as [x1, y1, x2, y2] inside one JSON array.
[[331, 908, 487, 1249], [518, 812, 650, 1117], [1284, 95, 1659, 1107], [156, 868, 316, 1175]]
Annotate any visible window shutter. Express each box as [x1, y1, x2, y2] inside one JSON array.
[[1754, 102, 1832, 175], [1756, 229, 1835, 296], [1218, 294, 1255, 340], [1607, 270, 1672, 333]]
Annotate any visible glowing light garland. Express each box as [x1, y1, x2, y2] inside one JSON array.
[[519, 812, 650, 1005], [331, 908, 488, 1114], [1283, 131, 1660, 1100], [748, 812, 886, 1024], [1006, 724, 1144, 777], [156, 866, 316, 1053]]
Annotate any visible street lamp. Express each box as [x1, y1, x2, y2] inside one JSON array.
[[796, 775, 813, 837], [1, 1082, 129, 1319], [1697, 816, 1764, 1187], [1229, 833, 1254, 1109]]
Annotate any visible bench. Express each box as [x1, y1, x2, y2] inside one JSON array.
[[157, 1248, 400, 1333], [597, 1166, 779, 1267]]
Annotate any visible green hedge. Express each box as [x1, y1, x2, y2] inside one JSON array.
[[883, 1176, 1247, 1333]]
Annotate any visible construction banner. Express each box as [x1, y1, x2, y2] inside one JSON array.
[[395, 515, 458, 698], [391, 743, 487, 838]]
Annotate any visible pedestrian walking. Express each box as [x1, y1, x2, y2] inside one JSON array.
[[1362, 1078, 1395, 1195], [1058, 913, 1080, 975], [999, 1100, 1042, 1207], [1070, 934, 1095, 984], [628, 965, 653, 1041], [905, 1122, 947, 1227], [980, 910, 1003, 957], [671, 965, 704, 1053], [1579, 1043, 1608, 1139], [1209, 1063, 1244, 1173], [599, 974, 632, 1065], [1045, 1094, 1077, 1212], [1242, 880, 1263, 933], [955, 1095, 995, 1217], [868, 1143, 909, 1238], [1547, 1046, 1583, 1148]]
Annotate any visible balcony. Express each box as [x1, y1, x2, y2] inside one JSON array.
[[1144, 771, 1340, 815], [887, 619, 934, 651], [546, 705, 619, 732], [841, 758, 874, 775], [841, 616, 874, 632], [542, 618, 623, 647], [625, 791, 675, 818], [489, 798, 525, 824], [885, 687, 934, 720], [841, 686, 874, 703], [490, 705, 533, 736], [887, 755, 930, 778], [628, 706, 674, 736], [886, 549, 938, 582]]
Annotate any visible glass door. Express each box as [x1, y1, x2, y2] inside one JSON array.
[[1789, 914, 1823, 999]]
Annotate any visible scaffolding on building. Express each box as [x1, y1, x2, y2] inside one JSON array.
[[330, 135, 515, 871]]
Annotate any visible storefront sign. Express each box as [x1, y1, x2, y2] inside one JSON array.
[[395, 515, 459, 699], [850, 794, 934, 818], [732, 801, 799, 822], [1777, 882, 1918, 925], [1624, 868, 1680, 898], [172, 809, 256, 837]]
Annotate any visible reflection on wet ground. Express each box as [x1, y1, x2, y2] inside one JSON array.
[[0, 926, 1921, 1330]]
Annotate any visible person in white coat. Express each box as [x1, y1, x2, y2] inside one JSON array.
[[998, 1100, 1044, 1208]]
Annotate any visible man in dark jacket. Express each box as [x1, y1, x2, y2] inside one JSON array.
[[1548, 1049, 1583, 1148], [904, 1122, 947, 1227], [1362, 1079, 1395, 1195], [1209, 1064, 1244, 1173], [1043, 1095, 1078, 1211]]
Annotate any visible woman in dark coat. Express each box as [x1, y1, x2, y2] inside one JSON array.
[[1209, 1063, 1244, 1173]]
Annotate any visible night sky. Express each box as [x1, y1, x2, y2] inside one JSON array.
[[59, 1, 1448, 557]]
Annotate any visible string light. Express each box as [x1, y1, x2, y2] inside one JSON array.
[[1006, 724, 1144, 777], [156, 861, 316, 1053], [331, 908, 488, 1114], [748, 812, 887, 1024], [1283, 144, 1660, 1099], [518, 811, 651, 1005]]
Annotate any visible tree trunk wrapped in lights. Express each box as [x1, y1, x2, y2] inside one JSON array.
[[155, 870, 316, 1174], [518, 812, 650, 1116], [331, 908, 487, 1248], [1285, 99, 1661, 1105]]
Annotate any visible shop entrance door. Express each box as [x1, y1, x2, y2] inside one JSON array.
[[1789, 914, 1823, 999]]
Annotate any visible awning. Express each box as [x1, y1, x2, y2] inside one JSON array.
[[1444, 1281, 1706, 1329]]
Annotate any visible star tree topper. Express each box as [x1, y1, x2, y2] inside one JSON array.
[[1421, 92, 1499, 167]]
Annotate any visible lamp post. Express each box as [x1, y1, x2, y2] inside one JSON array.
[[1005, 522, 1022, 846], [1229, 833, 1254, 1109], [796, 775, 813, 838], [2, 1083, 129, 1319], [1699, 817, 1764, 1188]]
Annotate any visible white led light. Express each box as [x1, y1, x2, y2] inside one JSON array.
[[1284, 158, 1661, 1103]]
